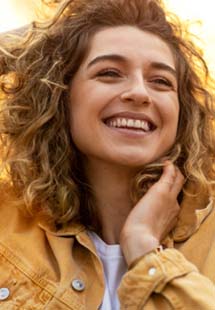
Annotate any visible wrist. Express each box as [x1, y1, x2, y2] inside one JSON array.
[[128, 245, 164, 270], [120, 232, 160, 266]]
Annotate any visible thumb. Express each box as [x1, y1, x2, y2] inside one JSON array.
[[156, 162, 176, 191]]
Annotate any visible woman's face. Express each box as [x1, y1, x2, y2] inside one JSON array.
[[69, 26, 179, 168]]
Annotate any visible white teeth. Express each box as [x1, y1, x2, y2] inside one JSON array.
[[106, 118, 152, 131], [113, 120, 117, 127], [117, 118, 121, 127], [127, 119, 134, 127], [121, 118, 127, 126], [134, 120, 141, 129], [141, 121, 150, 131]]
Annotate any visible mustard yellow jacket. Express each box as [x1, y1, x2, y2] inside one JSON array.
[[0, 186, 215, 309]]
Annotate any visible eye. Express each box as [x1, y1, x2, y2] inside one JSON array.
[[149, 76, 177, 91], [96, 68, 122, 78], [153, 78, 172, 86], [149, 77, 175, 90]]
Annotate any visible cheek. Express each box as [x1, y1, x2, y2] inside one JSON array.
[[173, 104, 180, 131], [69, 117, 87, 153], [159, 98, 179, 144], [69, 106, 85, 143], [169, 111, 179, 140], [68, 99, 97, 152], [162, 96, 180, 126]]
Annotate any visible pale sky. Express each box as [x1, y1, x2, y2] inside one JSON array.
[[164, 0, 215, 74], [0, 0, 214, 74]]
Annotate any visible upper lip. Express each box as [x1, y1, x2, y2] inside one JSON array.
[[103, 111, 157, 128]]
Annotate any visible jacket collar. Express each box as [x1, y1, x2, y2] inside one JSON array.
[[38, 221, 98, 257], [39, 182, 214, 244], [172, 182, 213, 242], [38, 221, 86, 237]]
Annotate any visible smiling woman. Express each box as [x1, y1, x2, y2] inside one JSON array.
[[0, 0, 215, 309], [69, 27, 179, 168]]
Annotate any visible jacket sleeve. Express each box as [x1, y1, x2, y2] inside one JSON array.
[[118, 248, 215, 309]]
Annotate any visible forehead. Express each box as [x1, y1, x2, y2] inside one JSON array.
[[82, 25, 175, 68]]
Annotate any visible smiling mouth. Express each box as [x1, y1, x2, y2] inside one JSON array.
[[104, 117, 156, 132]]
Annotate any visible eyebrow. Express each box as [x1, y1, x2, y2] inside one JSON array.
[[150, 62, 177, 78], [87, 53, 177, 78], [87, 54, 126, 68]]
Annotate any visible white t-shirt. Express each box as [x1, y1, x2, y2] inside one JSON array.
[[88, 231, 127, 310]]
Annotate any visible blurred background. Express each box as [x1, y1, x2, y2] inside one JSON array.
[[0, 0, 214, 75]]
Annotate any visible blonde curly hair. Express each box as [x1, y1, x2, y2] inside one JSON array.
[[0, 0, 215, 229]]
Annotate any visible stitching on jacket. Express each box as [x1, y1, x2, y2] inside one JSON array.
[[0, 242, 83, 310]]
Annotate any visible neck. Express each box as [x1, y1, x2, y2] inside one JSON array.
[[84, 159, 138, 244]]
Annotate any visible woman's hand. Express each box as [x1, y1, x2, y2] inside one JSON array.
[[120, 163, 184, 266]]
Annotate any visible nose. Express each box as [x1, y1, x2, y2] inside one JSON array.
[[120, 76, 151, 105]]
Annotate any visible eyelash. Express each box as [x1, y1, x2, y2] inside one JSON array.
[[152, 78, 172, 86], [95, 70, 174, 88], [96, 68, 121, 78], [149, 77, 174, 90]]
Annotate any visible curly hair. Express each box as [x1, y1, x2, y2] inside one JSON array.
[[0, 0, 215, 229]]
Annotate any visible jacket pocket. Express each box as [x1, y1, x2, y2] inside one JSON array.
[[0, 253, 52, 310]]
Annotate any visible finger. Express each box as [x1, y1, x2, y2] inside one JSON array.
[[163, 203, 180, 236], [169, 216, 179, 232], [171, 167, 185, 196], [158, 162, 176, 191]]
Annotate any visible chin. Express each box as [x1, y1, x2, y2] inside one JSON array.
[[113, 152, 167, 170], [110, 156, 153, 169]]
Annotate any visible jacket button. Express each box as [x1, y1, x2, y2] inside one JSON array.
[[71, 279, 85, 292], [0, 288, 10, 300], [148, 267, 157, 276]]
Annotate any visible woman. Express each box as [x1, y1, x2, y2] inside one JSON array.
[[0, 0, 215, 309]]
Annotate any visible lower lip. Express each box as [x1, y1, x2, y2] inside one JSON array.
[[105, 125, 154, 138]]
